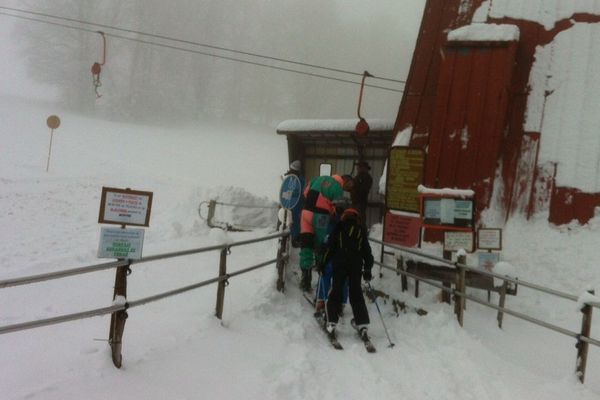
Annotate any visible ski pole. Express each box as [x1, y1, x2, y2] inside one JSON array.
[[367, 282, 395, 348]]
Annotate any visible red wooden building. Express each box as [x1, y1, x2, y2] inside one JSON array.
[[395, 0, 600, 226]]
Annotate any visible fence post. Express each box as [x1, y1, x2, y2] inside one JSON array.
[[207, 200, 217, 229], [497, 281, 508, 328], [108, 260, 130, 368], [576, 289, 594, 383], [215, 247, 229, 320], [454, 254, 466, 327], [276, 231, 289, 292]]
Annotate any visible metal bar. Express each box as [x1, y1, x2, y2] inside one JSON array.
[[128, 277, 223, 308], [375, 259, 600, 347], [370, 237, 580, 303], [0, 304, 124, 335], [369, 237, 454, 266], [576, 290, 595, 383], [214, 201, 278, 209], [215, 249, 228, 319], [128, 259, 278, 309], [227, 258, 278, 278], [0, 260, 129, 288]]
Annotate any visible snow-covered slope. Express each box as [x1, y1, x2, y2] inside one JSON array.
[[2, 96, 600, 399]]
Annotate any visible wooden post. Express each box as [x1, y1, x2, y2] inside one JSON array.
[[441, 250, 452, 304], [399, 257, 408, 292], [497, 281, 508, 328], [109, 261, 130, 368], [576, 289, 594, 383], [276, 230, 289, 292], [215, 248, 228, 320], [454, 254, 466, 327]]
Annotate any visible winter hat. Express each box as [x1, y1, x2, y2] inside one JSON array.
[[341, 207, 360, 221], [332, 174, 345, 187], [290, 160, 301, 171]]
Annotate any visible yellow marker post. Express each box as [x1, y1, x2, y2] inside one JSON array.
[[46, 115, 61, 172]]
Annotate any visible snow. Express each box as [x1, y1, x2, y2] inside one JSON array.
[[3, 96, 600, 399], [417, 185, 475, 198], [473, 0, 600, 30], [447, 23, 520, 42], [276, 118, 395, 132], [525, 23, 600, 192]]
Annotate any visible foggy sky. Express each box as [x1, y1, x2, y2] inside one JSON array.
[[0, 0, 425, 125]]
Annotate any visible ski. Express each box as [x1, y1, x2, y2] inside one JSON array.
[[351, 319, 376, 353], [315, 311, 343, 350], [303, 292, 316, 307]]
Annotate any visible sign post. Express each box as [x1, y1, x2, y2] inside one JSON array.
[[276, 175, 301, 292], [46, 115, 61, 172]]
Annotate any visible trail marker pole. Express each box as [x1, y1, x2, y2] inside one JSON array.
[[45, 115, 60, 172]]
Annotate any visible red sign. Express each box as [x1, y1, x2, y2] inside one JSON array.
[[383, 212, 421, 248]]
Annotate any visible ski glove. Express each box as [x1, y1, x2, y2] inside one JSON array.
[[363, 269, 372, 282]]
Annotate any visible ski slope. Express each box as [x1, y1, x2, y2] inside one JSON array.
[[1, 96, 600, 399]]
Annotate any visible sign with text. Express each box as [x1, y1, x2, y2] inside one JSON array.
[[98, 227, 145, 259], [443, 230, 474, 252], [383, 212, 421, 248], [478, 251, 500, 271], [385, 147, 425, 213], [422, 197, 474, 230], [98, 187, 153, 227], [477, 228, 502, 251]]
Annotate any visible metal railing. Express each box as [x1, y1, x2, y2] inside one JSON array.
[[0, 231, 290, 368], [370, 237, 599, 383]]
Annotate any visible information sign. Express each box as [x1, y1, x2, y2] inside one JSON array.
[[478, 251, 500, 271], [422, 197, 474, 230], [98, 187, 153, 227], [385, 147, 425, 213], [477, 228, 502, 251], [443, 231, 474, 252], [279, 175, 302, 210], [383, 212, 421, 248], [98, 227, 145, 259]]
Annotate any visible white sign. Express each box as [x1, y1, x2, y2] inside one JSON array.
[[443, 231, 474, 252], [98, 227, 145, 259], [99, 187, 153, 226], [477, 228, 502, 250]]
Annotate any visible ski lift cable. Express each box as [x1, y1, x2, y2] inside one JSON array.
[[0, 5, 407, 85], [0, 11, 404, 94]]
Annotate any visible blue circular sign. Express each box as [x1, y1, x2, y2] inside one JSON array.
[[279, 175, 302, 210]]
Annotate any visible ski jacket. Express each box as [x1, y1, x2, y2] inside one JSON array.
[[322, 217, 373, 272], [303, 175, 345, 215]]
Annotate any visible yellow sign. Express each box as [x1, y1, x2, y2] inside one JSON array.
[[385, 147, 425, 212]]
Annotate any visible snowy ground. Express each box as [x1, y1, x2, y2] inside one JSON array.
[[2, 95, 600, 399]]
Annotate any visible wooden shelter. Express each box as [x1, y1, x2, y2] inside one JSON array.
[[395, 0, 600, 226], [277, 119, 395, 227]]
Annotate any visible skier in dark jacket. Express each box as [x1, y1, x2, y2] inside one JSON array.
[[319, 207, 374, 339]]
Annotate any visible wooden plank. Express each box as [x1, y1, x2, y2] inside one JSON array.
[[455, 47, 492, 189], [437, 47, 473, 187]]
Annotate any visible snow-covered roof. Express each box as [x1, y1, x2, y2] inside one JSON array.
[[447, 23, 520, 42], [276, 119, 395, 133]]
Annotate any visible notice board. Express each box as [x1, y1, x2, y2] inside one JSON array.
[[385, 147, 425, 213]]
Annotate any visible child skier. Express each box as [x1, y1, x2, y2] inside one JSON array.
[[319, 207, 374, 341]]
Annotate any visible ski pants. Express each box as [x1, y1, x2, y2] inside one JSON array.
[[326, 264, 369, 326], [317, 261, 348, 304], [299, 210, 330, 270]]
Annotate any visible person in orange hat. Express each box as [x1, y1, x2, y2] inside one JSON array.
[[319, 207, 374, 340]]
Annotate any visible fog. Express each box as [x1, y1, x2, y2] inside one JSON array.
[[0, 1, 425, 126]]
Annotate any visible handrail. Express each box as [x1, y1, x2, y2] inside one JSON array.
[[0, 255, 287, 335], [370, 237, 581, 303], [0, 232, 288, 289], [0, 304, 125, 335], [375, 258, 600, 347], [0, 260, 130, 289]]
